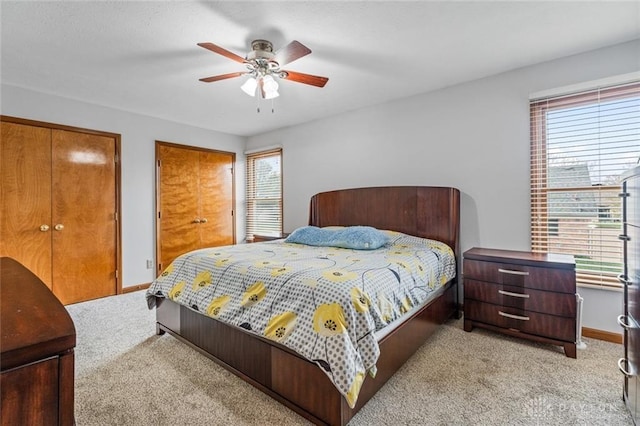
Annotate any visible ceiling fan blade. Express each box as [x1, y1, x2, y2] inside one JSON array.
[[197, 42, 246, 64], [199, 72, 246, 83], [281, 70, 329, 88], [274, 40, 311, 66]]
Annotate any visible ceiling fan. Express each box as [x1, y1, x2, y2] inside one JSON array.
[[198, 39, 329, 99]]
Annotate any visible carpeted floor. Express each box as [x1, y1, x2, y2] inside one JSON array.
[[66, 290, 633, 425]]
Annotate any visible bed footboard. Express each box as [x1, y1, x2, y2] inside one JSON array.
[[154, 279, 456, 426]]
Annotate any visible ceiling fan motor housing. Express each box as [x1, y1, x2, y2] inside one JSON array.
[[247, 39, 276, 62]]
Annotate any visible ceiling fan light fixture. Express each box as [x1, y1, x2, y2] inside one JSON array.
[[241, 77, 258, 97], [264, 89, 280, 100], [198, 39, 328, 106], [262, 74, 279, 94]]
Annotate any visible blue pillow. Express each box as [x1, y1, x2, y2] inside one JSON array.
[[285, 226, 389, 250]]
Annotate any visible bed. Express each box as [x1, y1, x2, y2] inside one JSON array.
[[148, 186, 460, 425]]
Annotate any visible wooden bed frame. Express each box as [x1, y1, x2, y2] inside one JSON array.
[[154, 186, 460, 425]]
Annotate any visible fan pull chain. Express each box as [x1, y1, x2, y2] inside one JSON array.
[[254, 98, 276, 113]]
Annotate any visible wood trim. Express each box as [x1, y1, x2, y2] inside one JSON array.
[[115, 133, 122, 295], [245, 148, 284, 240], [122, 283, 150, 293], [0, 115, 123, 297], [155, 140, 235, 156], [582, 327, 623, 344], [0, 115, 121, 139]]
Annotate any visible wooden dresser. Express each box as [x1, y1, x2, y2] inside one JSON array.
[[0, 257, 76, 425], [619, 165, 640, 424], [463, 247, 577, 358]]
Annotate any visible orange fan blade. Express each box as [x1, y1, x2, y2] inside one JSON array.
[[199, 72, 246, 83], [197, 42, 246, 64], [281, 70, 328, 88], [274, 40, 311, 67]]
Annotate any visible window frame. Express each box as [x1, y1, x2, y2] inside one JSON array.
[[530, 82, 640, 289], [245, 148, 283, 241]]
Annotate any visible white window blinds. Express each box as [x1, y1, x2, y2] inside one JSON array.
[[530, 82, 640, 288], [246, 148, 282, 240]]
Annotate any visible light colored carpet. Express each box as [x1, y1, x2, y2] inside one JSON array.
[[67, 291, 633, 425]]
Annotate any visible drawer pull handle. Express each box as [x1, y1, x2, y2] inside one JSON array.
[[498, 290, 530, 299], [498, 311, 530, 321], [617, 314, 638, 330], [498, 268, 529, 276], [618, 358, 634, 377]]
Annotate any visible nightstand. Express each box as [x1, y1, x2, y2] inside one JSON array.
[[463, 247, 577, 358], [251, 233, 290, 243]]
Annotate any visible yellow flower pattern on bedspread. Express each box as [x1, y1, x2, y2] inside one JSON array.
[[146, 231, 456, 408]]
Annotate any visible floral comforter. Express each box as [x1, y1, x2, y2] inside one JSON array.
[[146, 230, 456, 408]]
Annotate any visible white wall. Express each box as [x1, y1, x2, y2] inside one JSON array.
[[246, 40, 640, 334], [0, 84, 247, 288]]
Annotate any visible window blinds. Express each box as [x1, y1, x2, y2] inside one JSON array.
[[246, 148, 283, 240], [530, 82, 640, 288]]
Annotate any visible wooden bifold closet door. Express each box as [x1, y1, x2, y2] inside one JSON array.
[[0, 118, 120, 305], [156, 141, 235, 274]]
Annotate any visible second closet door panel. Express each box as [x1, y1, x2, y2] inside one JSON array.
[[0, 122, 53, 288], [199, 151, 234, 248], [158, 145, 200, 269], [51, 129, 117, 304]]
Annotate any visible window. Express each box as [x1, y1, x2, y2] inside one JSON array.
[[246, 148, 282, 240], [530, 82, 640, 288]]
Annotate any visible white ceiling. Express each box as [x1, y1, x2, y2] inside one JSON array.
[[2, 1, 639, 137]]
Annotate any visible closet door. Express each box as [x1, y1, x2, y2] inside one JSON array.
[[157, 144, 201, 271], [1, 120, 119, 304], [0, 122, 53, 288], [156, 142, 235, 273], [51, 130, 117, 304], [199, 151, 235, 248]]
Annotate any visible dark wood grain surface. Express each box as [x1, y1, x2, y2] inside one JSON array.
[[1, 256, 76, 425], [1, 257, 76, 370], [463, 248, 577, 358]]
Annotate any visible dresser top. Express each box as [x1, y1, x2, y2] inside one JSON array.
[[1, 257, 76, 370], [463, 247, 575, 270]]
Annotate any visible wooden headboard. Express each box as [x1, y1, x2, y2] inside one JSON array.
[[309, 186, 460, 260]]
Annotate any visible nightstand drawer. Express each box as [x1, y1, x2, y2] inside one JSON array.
[[465, 300, 576, 342], [464, 259, 575, 293], [465, 279, 576, 318]]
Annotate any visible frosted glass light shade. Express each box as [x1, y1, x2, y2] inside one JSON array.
[[264, 89, 279, 100], [262, 75, 279, 99], [241, 77, 257, 97]]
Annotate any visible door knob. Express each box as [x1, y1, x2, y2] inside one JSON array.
[[54, 224, 64, 231], [200, 218, 208, 224], [192, 219, 201, 224], [40, 224, 50, 232]]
